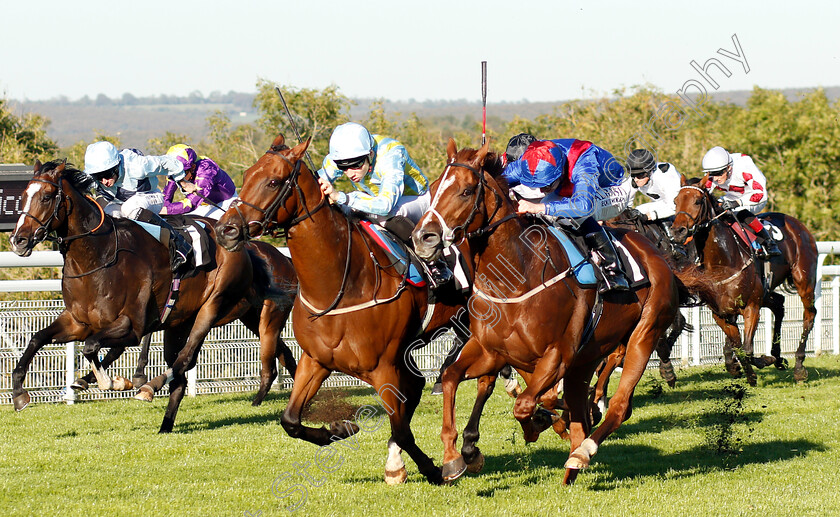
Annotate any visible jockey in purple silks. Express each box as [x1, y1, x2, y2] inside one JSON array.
[[161, 144, 237, 219]]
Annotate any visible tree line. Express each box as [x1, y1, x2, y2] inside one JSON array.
[[4, 81, 840, 240]]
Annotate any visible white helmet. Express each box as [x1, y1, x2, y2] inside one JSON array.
[[702, 146, 733, 176], [326, 122, 375, 162], [84, 141, 121, 175]]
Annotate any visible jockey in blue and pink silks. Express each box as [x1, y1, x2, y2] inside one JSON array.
[[502, 136, 633, 293]]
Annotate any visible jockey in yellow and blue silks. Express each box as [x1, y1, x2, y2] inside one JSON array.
[[503, 137, 631, 293], [318, 122, 453, 287], [317, 122, 429, 222]]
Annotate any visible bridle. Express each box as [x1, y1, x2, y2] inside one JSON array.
[[674, 185, 725, 238], [426, 158, 516, 247], [227, 147, 327, 240]]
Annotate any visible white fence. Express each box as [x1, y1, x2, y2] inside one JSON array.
[[1, 243, 839, 406]]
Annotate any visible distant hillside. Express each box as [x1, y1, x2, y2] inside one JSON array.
[[10, 87, 840, 150]]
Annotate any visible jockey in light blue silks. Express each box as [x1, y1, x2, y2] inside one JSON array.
[[502, 135, 632, 293], [317, 122, 453, 287]]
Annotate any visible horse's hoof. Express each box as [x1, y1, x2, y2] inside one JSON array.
[[132, 374, 148, 387], [562, 468, 579, 485], [794, 366, 808, 383], [747, 374, 758, 387], [504, 377, 522, 398], [112, 376, 133, 391], [13, 391, 30, 411], [442, 456, 467, 482], [385, 466, 408, 485], [750, 355, 775, 369], [134, 385, 154, 402], [775, 357, 789, 370], [725, 364, 742, 378], [70, 378, 89, 391], [466, 452, 485, 474], [430, 383, 443, 395]]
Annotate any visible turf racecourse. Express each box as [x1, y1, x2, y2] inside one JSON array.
[[3, 356, 840, 517]]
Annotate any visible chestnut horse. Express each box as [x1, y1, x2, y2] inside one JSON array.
[[670, 177, 818, 384], [215, 135, 483, 485], [10, 160, 297, 431], [412, 140, 679, 484]]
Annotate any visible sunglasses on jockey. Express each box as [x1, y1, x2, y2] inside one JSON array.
[[335, 155, 368, 171]]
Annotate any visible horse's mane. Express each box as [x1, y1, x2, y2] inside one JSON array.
[[40, 159, 96, 193]]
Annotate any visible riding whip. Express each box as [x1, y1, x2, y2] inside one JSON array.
[[481, 61, 487, 145], [274, 86, 318, 173]]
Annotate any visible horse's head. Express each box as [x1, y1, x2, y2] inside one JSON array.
[[671, 175, 717, 245], [216, 134, 312, 251], [412, 138, 504, 262], [11, 159, 93, 257]]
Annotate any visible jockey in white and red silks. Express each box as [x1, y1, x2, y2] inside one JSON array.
[[702, 146, 781, 258]]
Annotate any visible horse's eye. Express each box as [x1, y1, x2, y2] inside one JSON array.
[[461, 187, 475, 197], [695, 198, 703, 206], [41, 194, 54, 203], [267, 179, 280, 189]]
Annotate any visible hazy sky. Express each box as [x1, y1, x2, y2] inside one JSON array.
[[3, 0, 838, 103]]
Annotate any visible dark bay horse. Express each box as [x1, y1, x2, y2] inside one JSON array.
[[10, 160, 297, 431], [411, 140, 680, 484], [215, 135, 479, 485], [670, 176, 818, 384]]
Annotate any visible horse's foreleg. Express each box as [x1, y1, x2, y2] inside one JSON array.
[[280, 353, 335, 445], [795, 291, 816, 382], [239, 306, 279, 407], [742, 303, 775, 372], [132, 334, 153, 387], [13, 311, 88, 411], [73, 345, 134, 391], [81, 315, 136, 391], [439, 337, 497, 482], [591, 346, 624, 424], [656, 311, 685, 387], [460, 374, 499, 473], [713, 313, 751, 383], [765, 292, 787, 370], [135, 325, 190, 403], [513, 345, 566, 431], [561, 364, 596, 485]]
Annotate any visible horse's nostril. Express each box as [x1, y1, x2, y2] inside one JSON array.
[[422, 232, 440, 245]]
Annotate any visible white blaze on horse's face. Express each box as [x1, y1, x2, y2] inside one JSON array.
[[14, 182, 43, 235], [425, 164, 463, 247]]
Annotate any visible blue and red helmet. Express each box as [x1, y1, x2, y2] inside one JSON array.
[[504, 140, 567, 188]]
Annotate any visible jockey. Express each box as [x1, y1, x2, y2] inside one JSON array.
[[317, 122, 451, 287], [161, 144, 237, 219], [503, 136, 632, 293], [625, 149, 687, 259], [702, 146, 781, 258], [84, 141, 192, 273]]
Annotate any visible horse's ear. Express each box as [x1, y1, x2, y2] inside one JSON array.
[[680, 173, 687, 186], [472, 138, 491, 166], [271, 134, 286, 149], [33, 159, 42, 176], [289, 137, 312, 162], [55, 161, 66, 174], [446, 138, 457, 160]]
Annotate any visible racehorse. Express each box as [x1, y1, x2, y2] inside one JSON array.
[[411, 139, 680, 484], [670, 176, 818, 384], [215, 135, 484, 485], [9, 160, 297, 431]]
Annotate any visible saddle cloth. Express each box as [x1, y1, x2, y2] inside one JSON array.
[[729, 219, 784, 249], [134, 216, 213, 271], [358, 220, 471, 291], [546, 226, 649, 289]]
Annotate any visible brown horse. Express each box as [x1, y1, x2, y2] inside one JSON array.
[[411, 140, 680, 484], [214, 135, 483, 485], [670, 176, 818, 384], [9, 160, 297, 431]]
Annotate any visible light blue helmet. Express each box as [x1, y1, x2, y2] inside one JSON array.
[[326, 122, 375, 162]]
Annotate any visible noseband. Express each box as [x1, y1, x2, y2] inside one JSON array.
[[228, 148, 326, 240], [675, 185, 721, 238], [426, 159, 513, 246], [20, 177, 66, 245]]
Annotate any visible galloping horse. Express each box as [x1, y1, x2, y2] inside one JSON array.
[[10, 160, 297, 431], [412, 140, 679, 484], [670, 176, 818, 384], [215, 135, 479, 485]]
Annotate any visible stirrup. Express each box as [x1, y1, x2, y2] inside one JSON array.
[[599, 270, 629, 293], [765, 242, 782, 257], [427, 263, 453, 289]]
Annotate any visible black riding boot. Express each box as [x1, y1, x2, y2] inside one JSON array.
[[135, 209, 193, 274], [584, 228, 630, 293], [426, 260, 453, 289], [756, 226, 782, 257]]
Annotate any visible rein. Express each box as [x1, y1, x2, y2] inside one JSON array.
[[675, 185, 726, 237]]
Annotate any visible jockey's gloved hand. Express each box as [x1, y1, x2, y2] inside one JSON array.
[[626, 208, 646, 221], [720, 198, 740, 211]]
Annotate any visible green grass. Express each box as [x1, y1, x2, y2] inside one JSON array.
[[3, 355, 840, 516]]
